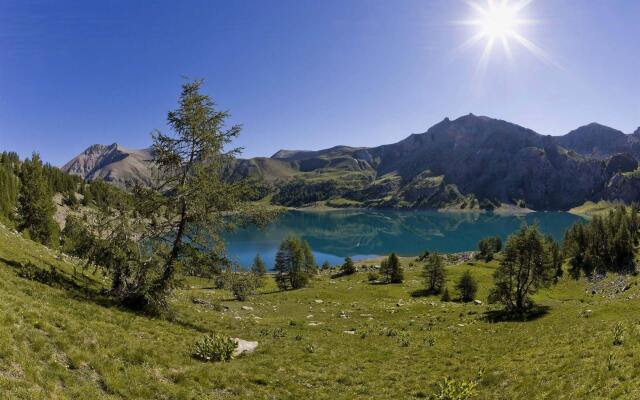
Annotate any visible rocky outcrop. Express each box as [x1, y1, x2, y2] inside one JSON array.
[[62, 143, 154, 188]]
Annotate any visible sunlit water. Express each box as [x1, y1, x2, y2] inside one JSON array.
[[223, 209, 584, 269]]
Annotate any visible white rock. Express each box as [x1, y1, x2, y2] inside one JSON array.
[[233, 338, 258, 357], [473, 300, 482, 305], [343, 330, 356, 335], [314, 299, 324, 304], [241, 306, 254, 311]]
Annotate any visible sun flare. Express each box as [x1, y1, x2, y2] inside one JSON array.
[[459, 0, 556, 71]]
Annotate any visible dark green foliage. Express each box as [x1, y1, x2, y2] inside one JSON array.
[[81, 180, 130, 210], [63, 189, 80, 210], [0, 152, 19, 222], [61, 216, 93, 257], [379, 253, 403, 283], [43, 162, 81, 194], [321, 261, 331, 271], [341, 256, 356, 275], [251, 254, 267, 276], [563, 206, 638, 277], [440, 287, 451, 302], [302, 241, 317, 274], [86, 209, 163, 310], [455, 270, 478, 302], [274, 236, 309, 290], [546, 236, 562, 281], [423, 253, 445, 294], [271, 180, 340, 207], [221, 267, 261, 301], [489, 225, 555, 312], [477, 236, 502, 261], [17, 153, 59, 246], [417, 250, 430, 262]]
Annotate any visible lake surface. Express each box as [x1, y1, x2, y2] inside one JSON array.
[[223, 209, 585, 269]]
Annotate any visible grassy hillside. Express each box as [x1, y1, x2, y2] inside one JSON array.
[[2, 224, 640, 399], [569, 201, 627, 218]]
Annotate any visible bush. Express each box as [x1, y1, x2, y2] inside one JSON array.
[[432, 376, 479, 400], [221, 268, 261, 301], [367, 272, 379, 282], [441, 288, 451, 302], [192, 333, 238, 362], [341, 257, 356, 275]]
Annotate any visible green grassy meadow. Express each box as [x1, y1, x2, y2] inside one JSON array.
[[1, 223, 640, 399]]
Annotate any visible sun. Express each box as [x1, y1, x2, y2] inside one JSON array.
[[458, 0, 556, 70], [479, 3, 518, 39]]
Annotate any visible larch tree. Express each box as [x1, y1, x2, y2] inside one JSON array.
[[128, 79, 276, 309], [489, 224, 555, 312], [423, 253, 445, 294]]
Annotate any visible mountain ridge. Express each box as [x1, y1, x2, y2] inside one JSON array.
[[62, 114, 640, 210]]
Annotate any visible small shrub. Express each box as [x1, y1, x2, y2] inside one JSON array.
[[425, 336, 436, 347], [613, 322, 625, 346], [368, 272, 379, 282], [441, 288, 451, 302], [397, 331, 411, 347], [191, 333, 237, 362], [432, 372, 482, 400], [304, 344, 315, 353], [380, 327, 398, 337], [607, 352, 617, 371], [272, 328, 287, 338], [258, 328, 271, 337]]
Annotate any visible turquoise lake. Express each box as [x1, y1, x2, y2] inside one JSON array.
[[223, 210, 585, 268]]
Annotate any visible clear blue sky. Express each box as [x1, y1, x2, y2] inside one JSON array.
[[1, 0, 639, 166]]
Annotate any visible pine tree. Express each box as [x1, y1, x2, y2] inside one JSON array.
[[0, 158, 19, 222], [423, 253, 445, 294], [251, 253, 267, 276], [302, 240, 316, 274], [18, 153, 58, 246], [388, 253, 404, 283], [489, 225, 554, 312], [455, 270, 478, 302], [274, 236, 309, 290]]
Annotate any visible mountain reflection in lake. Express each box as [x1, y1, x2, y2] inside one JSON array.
[[223, 209, 584, 269]]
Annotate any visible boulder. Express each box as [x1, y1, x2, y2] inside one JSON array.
[[473, 300, 482, 305], [232, 338, 258, 357]]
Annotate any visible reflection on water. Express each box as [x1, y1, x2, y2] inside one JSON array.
[[223, 209, 584, 268]]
